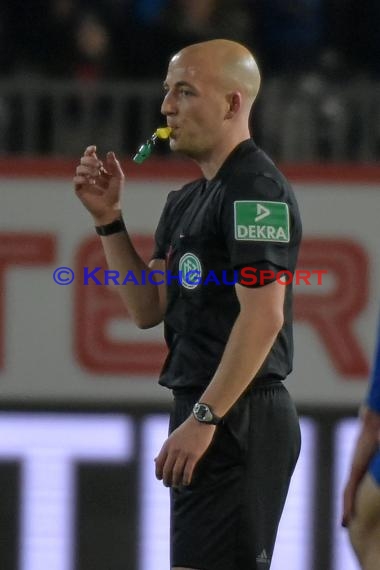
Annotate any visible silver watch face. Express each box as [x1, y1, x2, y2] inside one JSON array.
[[193, 403, 213, 423]]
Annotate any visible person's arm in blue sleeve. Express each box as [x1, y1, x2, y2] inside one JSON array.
[[367, 320, 380, 413], [342, 319, 380, 527]]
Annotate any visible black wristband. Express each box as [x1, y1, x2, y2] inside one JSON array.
[[95, 217, 126, 236]]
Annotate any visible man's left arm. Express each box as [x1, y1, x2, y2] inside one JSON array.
[[342, 406, 380, 527], [155, 280, 285, 487]]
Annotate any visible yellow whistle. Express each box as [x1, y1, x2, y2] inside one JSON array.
[[155, 127, 172, 140]]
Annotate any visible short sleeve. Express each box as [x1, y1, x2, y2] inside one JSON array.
[[220, 173, 295, 272], [367, 317, 380, 413], [151, 191, 175, 260]]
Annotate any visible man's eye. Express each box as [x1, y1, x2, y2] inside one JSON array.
[[180, 89, 192, 96]]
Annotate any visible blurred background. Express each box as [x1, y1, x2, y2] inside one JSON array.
[[0, 1, 379, 569]]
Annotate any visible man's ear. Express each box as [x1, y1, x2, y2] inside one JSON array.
[[225, 92, 242, 119]]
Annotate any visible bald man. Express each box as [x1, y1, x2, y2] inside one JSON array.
[[74, 39, 302, 570]]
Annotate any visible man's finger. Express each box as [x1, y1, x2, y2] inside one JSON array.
[[84, 145, 97, 156], [80, 156, 102, 168], [341, 505, 349, 527], [182, 455, 197, 486], [99, 165, 110, 178], [106, 151, 125, 180], [76, 164, 99, 177], [171, 455, 187, 488], [341, 506, 353, 527], [73, 175, 87, 187], [154, 449, 168, 480], [162, 453, 178, 487]]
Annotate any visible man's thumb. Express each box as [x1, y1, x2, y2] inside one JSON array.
[[106, 151, 124, 178]]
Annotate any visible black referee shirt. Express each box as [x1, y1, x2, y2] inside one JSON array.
[[152, 139, 302, 390]]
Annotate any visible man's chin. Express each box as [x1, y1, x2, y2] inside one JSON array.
[[169, 138, 184, 152], [169, 139, 186, 155], [169, 139, 198, 159]]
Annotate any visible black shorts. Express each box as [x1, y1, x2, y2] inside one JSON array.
[[169, 380, 301, 570]]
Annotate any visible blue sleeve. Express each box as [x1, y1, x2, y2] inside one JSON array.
[[366, 317, 380, 413]]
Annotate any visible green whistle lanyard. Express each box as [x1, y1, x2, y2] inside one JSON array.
[[133, 128, 171, 164]]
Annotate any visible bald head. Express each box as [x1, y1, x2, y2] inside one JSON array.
[[162, 39, 260, 173], [171, 39, 261, 107]]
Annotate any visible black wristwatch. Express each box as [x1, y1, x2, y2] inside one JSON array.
[[192, 402, 222, 425], [95, 217, 126, 236]]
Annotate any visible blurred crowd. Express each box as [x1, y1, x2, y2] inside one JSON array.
[[1, 0, 380, 81], [0, 0, 379, 159]]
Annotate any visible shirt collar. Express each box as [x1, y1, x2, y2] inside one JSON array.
[[211, 138, 258, 182]]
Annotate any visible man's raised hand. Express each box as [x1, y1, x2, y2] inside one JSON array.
[[73, 145, 125, 225]]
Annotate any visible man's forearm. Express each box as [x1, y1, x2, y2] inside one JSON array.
[[199, 309, 283, 417], [347, 430, 379, 485], [100, 230, 164, 328], [348, 409, 380, 484]]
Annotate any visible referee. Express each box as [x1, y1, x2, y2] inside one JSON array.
[[74, 39, 302, 570], [342, 316, 380, 569]]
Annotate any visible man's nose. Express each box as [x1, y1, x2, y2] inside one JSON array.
[[161, 92, 176, 116]]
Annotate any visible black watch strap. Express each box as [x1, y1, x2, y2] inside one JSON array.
[[95, 217, 126, 236]]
